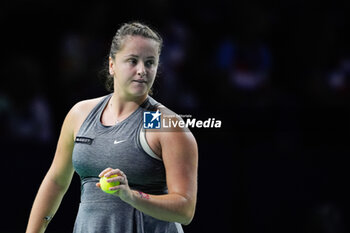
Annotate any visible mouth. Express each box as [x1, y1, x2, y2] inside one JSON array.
[[133, 79, 147, 84]]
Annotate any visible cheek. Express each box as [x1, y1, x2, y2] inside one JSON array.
[[116, 66, 134, 79], [149, 66, 158, 77], [148, 71, 157, 83]]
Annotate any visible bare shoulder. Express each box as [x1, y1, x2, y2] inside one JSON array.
[[70, 96, 105, 116], [144, 103, 197, 159], [157, 105, 192, 133], [156, 104, 176, 118], [67, 96, 106, 137], [156, 104, 197, 145], [156, 105, 198, 171]]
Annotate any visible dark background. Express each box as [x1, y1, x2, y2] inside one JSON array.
[[1, 0, 350, 232]]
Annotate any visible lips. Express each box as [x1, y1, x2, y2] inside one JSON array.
[[133, 79, 147, 83]]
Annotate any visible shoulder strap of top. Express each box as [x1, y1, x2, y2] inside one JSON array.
[[139, 128, 162, 161], [76, 94, 112, 136], [138, 96, 163, 161]]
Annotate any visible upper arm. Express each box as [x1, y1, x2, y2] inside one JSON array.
[[146, 107, 198, 202], [46, 98, 102, 189], [160, 125, 198, 203], [45, 105, 77, 189]]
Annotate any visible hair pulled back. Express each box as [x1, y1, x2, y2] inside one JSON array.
[[104, 21, 163, 92]]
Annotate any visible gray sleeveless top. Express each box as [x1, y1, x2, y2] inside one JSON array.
[[72, 94, 183, 233]]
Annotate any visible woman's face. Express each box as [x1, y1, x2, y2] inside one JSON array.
[[109, 35, 159, 100]]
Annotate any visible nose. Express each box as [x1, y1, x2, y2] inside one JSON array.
[[137, 63, 146, 77]]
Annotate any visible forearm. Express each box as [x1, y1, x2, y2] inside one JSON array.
[[26, 175, 69, 233], [125, 190, 196, 225]]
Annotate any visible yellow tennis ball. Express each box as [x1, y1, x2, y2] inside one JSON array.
[[100, 175, 120, 194]]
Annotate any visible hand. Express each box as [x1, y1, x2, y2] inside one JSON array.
[[96, 168, 133, 202]]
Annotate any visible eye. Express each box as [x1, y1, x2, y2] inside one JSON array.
[[145, 60, 155, 68], [127, 58, 137, 65]]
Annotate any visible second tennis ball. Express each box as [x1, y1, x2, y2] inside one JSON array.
[[100, 175, 120, 194]]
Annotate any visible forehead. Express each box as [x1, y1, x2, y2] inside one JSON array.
[[118, 35, 159, 56]]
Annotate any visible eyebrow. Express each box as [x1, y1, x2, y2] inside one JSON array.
[[124, 54, 156, 59]]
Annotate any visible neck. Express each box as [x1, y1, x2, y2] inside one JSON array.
[[109, 93, 147, 120]]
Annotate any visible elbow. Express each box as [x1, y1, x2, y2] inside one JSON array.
[[178, 199, 196, 225], [181, 215, 193, 226], [179, 209, 195, 225], [45, 172, 72, 194]]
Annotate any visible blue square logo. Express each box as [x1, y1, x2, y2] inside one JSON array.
[[143, 110, 161, 129]]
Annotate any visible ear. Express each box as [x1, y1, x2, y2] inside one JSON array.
[[109, 57, 115, 76]]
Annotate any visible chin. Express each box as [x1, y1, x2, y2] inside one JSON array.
[[128, 89, 149, 99]]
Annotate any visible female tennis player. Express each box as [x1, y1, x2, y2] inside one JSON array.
[[26, 21, 198, 233]]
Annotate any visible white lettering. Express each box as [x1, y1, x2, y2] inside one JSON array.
[[196, 120, 203, 128], [215, 120, 222, 128], [203, 119, 211, 128], [161, 117, 222, 129], [162, 118, 170, 128], [186, 118, 196, 127], [171, 120, 178, 127], [178, 120, 185, 128]]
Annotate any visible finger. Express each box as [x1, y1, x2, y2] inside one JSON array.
[[107, 176, 126, 183], [96, 183, 101, 188], [109, 184, 127, 191], [109, 185, 120, 191], [105, 169, 124, 178], [99, 168, 113, 177]]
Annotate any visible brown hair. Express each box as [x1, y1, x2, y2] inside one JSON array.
[[103, 21, 163, 92]]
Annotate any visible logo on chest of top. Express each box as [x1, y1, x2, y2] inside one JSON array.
[[75, 137, 93, 145], [143, 110, 161, 129]]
